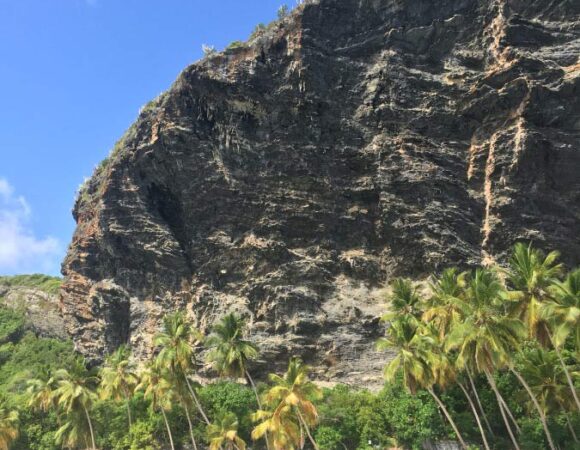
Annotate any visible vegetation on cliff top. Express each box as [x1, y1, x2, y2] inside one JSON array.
[[0, 243, 579, 449], [0, 275, 61, 295]]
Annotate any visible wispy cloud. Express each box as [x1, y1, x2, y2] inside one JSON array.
[[85, 0, 98, 6], [0, 178, 61, 275]]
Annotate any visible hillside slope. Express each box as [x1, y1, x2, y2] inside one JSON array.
[[62, 0, 580, 385]]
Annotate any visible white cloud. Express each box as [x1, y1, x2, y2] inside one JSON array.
[[0, 178, 61, 275], [86, 0, 98, 6]]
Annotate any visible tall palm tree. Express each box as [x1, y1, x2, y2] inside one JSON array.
[[378, 317, 468, 449], [422, 268, 465, 339], [136, 362, 177, 450], [99, 345, 138, 428], [0, 403, 18, 450], [206, 313, 261, 398], [446, 268, 524, 450], [424, 270, 495, 437], [207, 412, 247, 450], [54, 414, 92, 450], [52, 358, 99, 450], [168, 369, 200, 450], [382, 278, 423, 323], [423, 323, 491, 450], [517, 347, 578, 443], [543, 268, 580, 412], [206, 313, 268, 449], [252, 407, 301, 450], [506, 242, 562, 344], [252, 358, 322, 450], [154, 311, 210, 424]]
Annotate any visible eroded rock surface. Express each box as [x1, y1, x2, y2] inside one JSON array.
[[0, 285, 67, 340], [62, 0, 580, 387]]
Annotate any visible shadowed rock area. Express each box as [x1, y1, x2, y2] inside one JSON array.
[[61, 0, 580, 387]]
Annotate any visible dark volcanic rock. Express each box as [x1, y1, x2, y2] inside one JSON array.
[[61, 0, 580, 386]]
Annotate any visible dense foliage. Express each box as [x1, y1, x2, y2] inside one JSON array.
[[0, 243, 578, 449]]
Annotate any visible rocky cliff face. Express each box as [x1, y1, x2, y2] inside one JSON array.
[[61, 0, 580, 386], [0, 283, 66, 340]]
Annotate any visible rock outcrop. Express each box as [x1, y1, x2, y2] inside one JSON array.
[[62, 0, 580, 386], [0, 282, 67, 340]]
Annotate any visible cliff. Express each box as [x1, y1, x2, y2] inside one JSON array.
[[61, 0, 580, 386], [0, 275, 66, 340]]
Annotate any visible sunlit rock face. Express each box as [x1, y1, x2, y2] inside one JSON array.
[[61, 0, 580, 386]]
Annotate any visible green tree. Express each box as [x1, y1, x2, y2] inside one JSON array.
[[382, 278, 423, 323], [52, 358, 99, 449], [207, 412, 246, 450], [99, 345, 138, 428], [0, 403, 18, 450], [543, 268, 580, 412], [154, 311, 209, 424], [253, 358, 322, 450], [206, 314, 261, 403], [446, 269, 524, 450], [26, 366, 58, 414], [136, 362, 177, 450], [378, 317, 468, 449], [516, 347, 578, 443], [506, 242, 563, 344]]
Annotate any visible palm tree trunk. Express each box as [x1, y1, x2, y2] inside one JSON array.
[[161, 408, 176, 450], [510, 368, 556, 450], [83, 406, 97, 450], [546, 327, 580, 413], [183, 402, 199, 450], [125, 398, 133, 429], [245, 370, 271, 450], [427, 388, 468, 450], [296, 409, 319, 450], [458, 382, 491, 450], [565, 414, 578, 443], [485, 371, 521, 450], [184, 376, 210, 425], [467, 368, 494, 435], [486, 373, 521, 433]]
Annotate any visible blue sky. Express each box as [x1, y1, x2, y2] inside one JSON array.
[[0, 0, 288, 276]]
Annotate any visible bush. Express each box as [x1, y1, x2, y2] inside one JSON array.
[[226, 41, 245, 51], [277, 5, 289, 20]]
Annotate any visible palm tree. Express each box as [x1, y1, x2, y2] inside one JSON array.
[[422, 323, 491, 450], [517, 347, 578, 443], [424, 270, 496, 437], [422, 268, 465, 339], [52, 358, 99, 450], [207, 412, 247, 450], [446, 268, 524, 450], [378, 317, 468, 449], [99, 345, 138, 428], [206, 313, 261, 398], [253, 358, 322, 450], [167, 369, 200, 450], [155, 311, 210, 424], [206, 313, 268, 449], [0, 403, 18, 450], [54, 415, 92, 450], [382, 278, 423, 324], [136, 362, 177, 450], [506, 242, 562, 344], [27, 366, 58, 413], [252, 407, 301, 450], [543, 268, 580, 412]]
